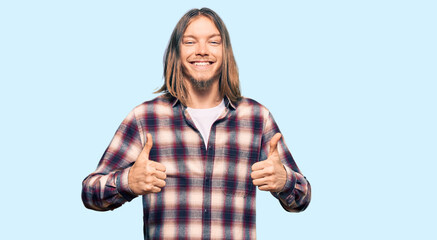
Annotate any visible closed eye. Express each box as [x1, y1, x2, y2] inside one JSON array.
[[210, 39, 222, 45]]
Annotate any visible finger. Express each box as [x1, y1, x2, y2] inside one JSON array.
[[150, 186, 162, 193], [139, 133, 154, 159], [258, 184, 272, 191], [252, 178, 267, 186], [251, 161, 266, 171], [154, 170, 167, 180], [251, 169, 266, 180], [153, 178, 166, 188], [153, 162, 166, 172], [268, 133, 282, 156]]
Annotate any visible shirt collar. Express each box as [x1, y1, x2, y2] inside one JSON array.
[[224, 96, 236, 110], [171, 97, 179, 108], [171, 95, 236, 110]]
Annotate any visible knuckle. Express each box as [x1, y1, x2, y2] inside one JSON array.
[[144, 185, 152, 191], [145, 176, 154, 183], [147, 160, 154, 166]]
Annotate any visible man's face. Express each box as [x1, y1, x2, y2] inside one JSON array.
[[180, 16, 223, 89]]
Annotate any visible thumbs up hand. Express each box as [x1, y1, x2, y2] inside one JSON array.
[[128, 133, 167, 195], [251, 133, 287, 192]]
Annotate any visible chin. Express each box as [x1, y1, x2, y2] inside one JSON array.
[[189, 76, 217, 90], [191, 73, 215, 81]]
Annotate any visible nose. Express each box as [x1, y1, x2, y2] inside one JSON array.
[[195, 42, 208, 56]]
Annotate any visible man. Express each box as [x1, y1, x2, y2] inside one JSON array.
[[82, 8, 311, 239]]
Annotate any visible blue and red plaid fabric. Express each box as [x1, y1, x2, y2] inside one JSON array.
[[82, 95, 311, 239]]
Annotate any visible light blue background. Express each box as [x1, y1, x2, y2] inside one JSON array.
[[1, 1, 436, 239]]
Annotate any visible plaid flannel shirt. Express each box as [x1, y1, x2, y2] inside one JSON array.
[[82, 95, 311, 239]]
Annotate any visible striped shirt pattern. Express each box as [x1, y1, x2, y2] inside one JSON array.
[[82, 95, 311, 239]]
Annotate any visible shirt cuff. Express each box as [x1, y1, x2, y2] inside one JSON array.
[[116, 167, 138, 201], [274, 165, 297, 206]]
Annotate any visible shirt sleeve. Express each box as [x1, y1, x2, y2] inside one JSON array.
[[261, 111, 311, 212], [81, 109, 144, 211]]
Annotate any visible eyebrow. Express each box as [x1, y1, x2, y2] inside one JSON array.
[[183, 33, 221, 39]]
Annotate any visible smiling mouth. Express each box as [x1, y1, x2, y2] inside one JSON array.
[[191, 61, 214, 66]]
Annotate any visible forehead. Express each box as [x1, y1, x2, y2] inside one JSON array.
[[183, 15, 220, 37]]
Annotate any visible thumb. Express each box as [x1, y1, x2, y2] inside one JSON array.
[[138, 133, 153, 161], [268, 133, 282, 157]]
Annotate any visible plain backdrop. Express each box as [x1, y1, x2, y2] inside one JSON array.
[[1, 1, 436, 239]]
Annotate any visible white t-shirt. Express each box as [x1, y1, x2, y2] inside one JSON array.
[[187, 100, 225, 148]]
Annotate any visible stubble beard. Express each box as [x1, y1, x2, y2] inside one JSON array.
[[188, 76, 218, 91]]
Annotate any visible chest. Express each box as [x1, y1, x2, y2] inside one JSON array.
[[143, 111, 264, 184]]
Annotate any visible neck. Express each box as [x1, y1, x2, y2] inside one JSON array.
[[185, 79, 222, 109]]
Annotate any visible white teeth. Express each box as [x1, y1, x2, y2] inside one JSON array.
[[194, 62, 210, 66]]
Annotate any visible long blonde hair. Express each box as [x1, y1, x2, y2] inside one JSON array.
[[155, 8, 241, 105]]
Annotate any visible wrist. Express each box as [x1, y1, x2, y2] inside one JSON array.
[[117, 167, 138, 200]]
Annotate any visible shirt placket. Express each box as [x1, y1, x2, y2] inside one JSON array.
[[182, 105, 230, 239]]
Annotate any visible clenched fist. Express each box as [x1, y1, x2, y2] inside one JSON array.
[[128, 133, 167, 195], [251, 133, 287, 192]]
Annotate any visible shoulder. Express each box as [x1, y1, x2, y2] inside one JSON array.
[[235, 97, 269, 111], [131, 95, 175, 118], [136, 94, 173, 107], [233, 97, 271, 118]]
